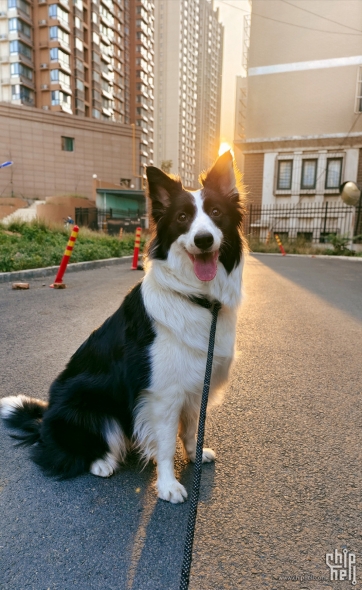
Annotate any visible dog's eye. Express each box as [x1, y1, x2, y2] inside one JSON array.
[[177, 212, 187, 222], [211, 207, 221, 217]]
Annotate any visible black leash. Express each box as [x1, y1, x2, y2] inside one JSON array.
[[179, 299, 222, 590]]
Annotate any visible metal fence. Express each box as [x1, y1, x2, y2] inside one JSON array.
[[75, 207, 147, 235], [244, 202, 362, 244]]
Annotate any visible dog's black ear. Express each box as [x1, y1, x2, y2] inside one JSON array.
[[146, 167, 182, 218], [200, 151, 238, 199]]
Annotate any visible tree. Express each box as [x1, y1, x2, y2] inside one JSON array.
[[160, 160, 172, 174]]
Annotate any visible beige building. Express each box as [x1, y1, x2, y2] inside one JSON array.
[[154, 0, 223, 187], [234, 0, 362, 206], [0, 102, 141, 201]]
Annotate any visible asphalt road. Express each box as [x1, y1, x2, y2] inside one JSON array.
[[0, 255, 361, 590]]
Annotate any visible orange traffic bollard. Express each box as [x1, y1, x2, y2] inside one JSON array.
[[274, 233, 286, 256], [50, 225, 79, 287], [266, 230, 271, 245], [119, 227, 123, 240], [131, 227, 142, 269]]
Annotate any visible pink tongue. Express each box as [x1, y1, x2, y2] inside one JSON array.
[[193, 252, 218, 281]]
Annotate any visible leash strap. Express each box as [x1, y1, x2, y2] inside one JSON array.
[[179, 300, 222, 590]]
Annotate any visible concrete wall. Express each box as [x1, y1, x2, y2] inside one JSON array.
[[36, 196, 95, 224], [0, 103, 141, 200], [246, 0, 362, 140]]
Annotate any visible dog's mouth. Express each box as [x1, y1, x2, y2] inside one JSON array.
[[186, 250, 219, 281]]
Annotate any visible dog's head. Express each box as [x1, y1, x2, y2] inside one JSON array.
[[146, 151, 244, 281]]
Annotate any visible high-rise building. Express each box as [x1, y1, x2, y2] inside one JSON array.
[[0, 0, 154, 152], [129, 0, 155, 176], [194, 0, 223, 185], [154, 0, 223, 188]]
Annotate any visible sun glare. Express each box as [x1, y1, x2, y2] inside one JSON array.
[[218, 142, 234, 157]]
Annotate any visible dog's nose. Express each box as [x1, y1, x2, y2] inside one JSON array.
[[194, 232, 214, 250]]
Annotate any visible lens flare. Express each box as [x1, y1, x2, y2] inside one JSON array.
[[218, 143, 234, 157]]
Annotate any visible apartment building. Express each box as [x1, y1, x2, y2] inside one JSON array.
[[194, 0, 223, 185], [235, 0, 362, 206], [0, 0, 154, 139], [154, 0, 223, 188]]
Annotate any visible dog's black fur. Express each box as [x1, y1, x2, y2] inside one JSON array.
[[6, 283, 155, 478]]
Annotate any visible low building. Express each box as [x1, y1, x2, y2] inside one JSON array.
[[0, 102, 142, 206], [234, 0, 362, 208]]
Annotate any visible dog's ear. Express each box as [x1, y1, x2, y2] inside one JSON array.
[[200, 151, 238, 199], [146, 167, 182, 218]]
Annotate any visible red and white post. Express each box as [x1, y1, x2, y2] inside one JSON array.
[[131, 227, 142, 270], [274, 233, 286, 256], [50, 225, 79, 287]]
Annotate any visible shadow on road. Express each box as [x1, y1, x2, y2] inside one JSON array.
[[250, 254, 362, 323]]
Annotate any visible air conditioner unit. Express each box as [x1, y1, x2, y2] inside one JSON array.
[[39, 0, 47, 4], [42, 105, 49, 110], [39, 19, 47, 25], [40, 63, 48, 68], [41, 84, 48, 89]]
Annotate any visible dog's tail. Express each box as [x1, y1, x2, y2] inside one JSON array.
[[0, 395, 47, 446]]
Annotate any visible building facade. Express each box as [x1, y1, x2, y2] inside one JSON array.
[[234, 0, 362, 207], [194, 0, 223, 185], [0, 0, 154, 148], [0, 102, 141, 199], [154, 0, 223, 188]]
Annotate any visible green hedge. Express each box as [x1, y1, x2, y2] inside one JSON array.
[[0, 220, 147, 273]]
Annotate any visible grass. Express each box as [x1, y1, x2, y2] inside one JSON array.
[[0, 219, 147, 273], [249, 237, 362, 256], [1, 221, 361, 274]]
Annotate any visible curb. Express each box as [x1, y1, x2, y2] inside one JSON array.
[[250, 252, 362, 261], [0, 256, 133, 284]]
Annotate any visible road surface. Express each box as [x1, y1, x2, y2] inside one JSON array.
[[0, 254, 361, 589]]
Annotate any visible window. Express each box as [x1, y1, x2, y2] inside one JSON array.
[[11, 62, 32, 79], [93, 108, 100, 119], [355, 66, 362, 113], [8, 0, 30, 16], [75, 37, 83, 51], [11, 84, 33, 103], [301, 159, 317, 189], [61, 136, 74, 151], [277, 160, 293, 190], [50, 47, 70, 67], [9, 17, 30, 37], [75, 78, 84, 91], [51, 90, 71, 107], [9, 40, 31, 59], [49, 4, 69, 25], [325, 158, 342, 189], [50, 26, 69, 46]]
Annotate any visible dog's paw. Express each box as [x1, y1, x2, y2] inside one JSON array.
[[188, 448, 216, 463], [157, 479, 188, 504], [90, 458, 114, 478]]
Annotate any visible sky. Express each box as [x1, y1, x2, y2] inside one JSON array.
[[214, 0, 251, 146]]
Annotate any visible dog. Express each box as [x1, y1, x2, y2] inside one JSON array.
[[0, 150, 245, 504]]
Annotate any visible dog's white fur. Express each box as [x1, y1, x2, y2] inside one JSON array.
[[132, 189, 243, 503]]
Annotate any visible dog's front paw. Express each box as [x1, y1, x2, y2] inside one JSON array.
[[188, 448, 216, 463], [157, 479, 188, 504], [90, 458, 114, 477]]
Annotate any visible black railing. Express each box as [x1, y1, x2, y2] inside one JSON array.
[[75, 207, 147, 235], [244, 202, 362, 244]]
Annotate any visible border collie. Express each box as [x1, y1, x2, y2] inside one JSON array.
[[0, 151, 245, 504]]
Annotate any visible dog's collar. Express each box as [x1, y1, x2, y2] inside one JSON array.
[[188, 295, 222, 311]]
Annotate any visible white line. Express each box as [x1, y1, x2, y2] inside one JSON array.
[[248, 55, 362, 76]]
